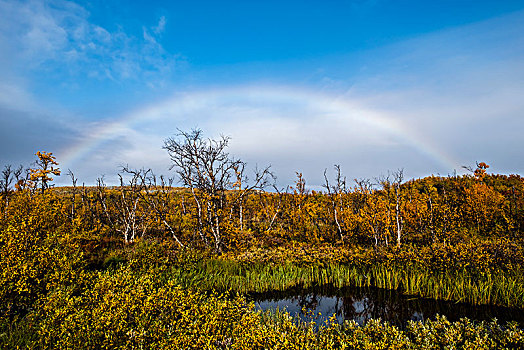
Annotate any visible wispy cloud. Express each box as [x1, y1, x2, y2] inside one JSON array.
[[0, 0, 181, 83], [153, 16, 167, 35]]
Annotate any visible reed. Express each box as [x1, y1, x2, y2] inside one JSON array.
[[167, 259, 524, 308]]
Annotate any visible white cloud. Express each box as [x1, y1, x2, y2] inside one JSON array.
[[55, 85, 460, 186], [0, 81, 35, 112], [0, 0, 180, 83], [153, 16, 166, 35]]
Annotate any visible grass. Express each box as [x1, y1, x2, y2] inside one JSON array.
[[167, 259, 524, 308]]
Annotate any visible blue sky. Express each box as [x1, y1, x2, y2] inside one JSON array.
[[1, 0, 524, 187]]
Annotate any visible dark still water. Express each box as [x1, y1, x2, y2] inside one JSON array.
[[250, 286, 524, 328]]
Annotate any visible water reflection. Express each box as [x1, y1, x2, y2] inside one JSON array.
[[250, 286, 524, 328]]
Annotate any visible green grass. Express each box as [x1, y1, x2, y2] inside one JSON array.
[[167, 259, 524, 308]]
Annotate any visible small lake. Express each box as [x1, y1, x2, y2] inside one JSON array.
[[250, 286, 524, 328]]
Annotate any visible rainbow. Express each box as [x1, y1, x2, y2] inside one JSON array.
[[59, 84, 459, 172]]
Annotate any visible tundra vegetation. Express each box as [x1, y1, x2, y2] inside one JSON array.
[[1, 137, 524, 349]]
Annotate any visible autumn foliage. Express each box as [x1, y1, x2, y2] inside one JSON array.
[[1, 151, 524, 348]]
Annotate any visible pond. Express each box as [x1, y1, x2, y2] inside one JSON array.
[[250, 286, 524, 328]]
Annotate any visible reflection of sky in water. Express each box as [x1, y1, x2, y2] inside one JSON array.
[[256, 294, 384, 326], [253, 287, 524, 328], [256, 295, 344, 325], [353, 299, 366, 313], [412, 311, 424, 322]]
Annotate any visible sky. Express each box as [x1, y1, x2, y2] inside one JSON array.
[[1, 0, 524, 188]]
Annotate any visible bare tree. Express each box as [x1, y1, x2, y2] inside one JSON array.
[[67, 169, 78, 220], [96, 171, 151, 244], [323, 165, 347, 242], [1, 164, 24, 210], [376, 173, 392, 247], [1, 165, 12, 194], [117, 168, 152, 243], [264, 185, 287, 233], [121, 167, 186, 248], [392, 169, 404, 247], [13, 166, 27, 192], [355, 178, 382, 246], [230, 162, 274, 231], [375, 169, 404, 247], [96, 177, 116, 236], [1, 165, 13, 208], [163, 128, 272, 252]]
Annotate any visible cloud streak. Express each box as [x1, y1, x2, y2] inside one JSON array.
[[0, 0, 180, 84]]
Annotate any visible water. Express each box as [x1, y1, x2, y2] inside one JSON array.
[[250, 286, 524, 328]]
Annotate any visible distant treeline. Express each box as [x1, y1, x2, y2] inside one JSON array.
[[1, 153, 523, 252]]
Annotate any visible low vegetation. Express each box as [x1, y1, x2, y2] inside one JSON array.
[[1, 138, 524, 348]]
